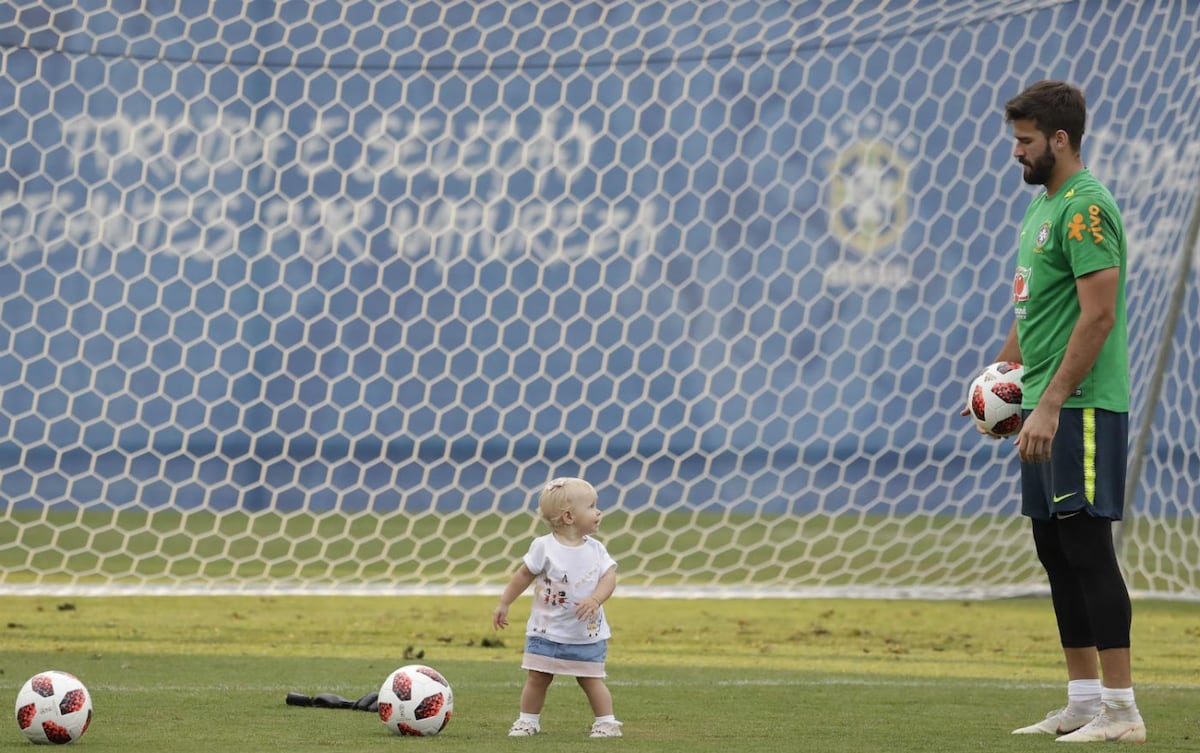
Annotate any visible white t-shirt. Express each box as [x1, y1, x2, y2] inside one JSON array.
[[522, 533, 617, 644]]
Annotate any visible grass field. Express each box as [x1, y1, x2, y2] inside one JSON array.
[[1, 595, 1197, 751], [1, 509, 1044, 590]]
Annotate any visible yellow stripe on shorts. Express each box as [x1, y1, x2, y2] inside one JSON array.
[[1083, 408, 1096, 504]]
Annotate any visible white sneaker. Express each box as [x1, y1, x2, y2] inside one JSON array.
[[1012, 707, 1095, 735], [1056, 708, 1146, 743], [508, 719, 540, 737], [589, 720, 623, 738]]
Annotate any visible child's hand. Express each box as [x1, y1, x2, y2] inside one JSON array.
[[574, 596, 601, 621], [493, 604, 510, 629]]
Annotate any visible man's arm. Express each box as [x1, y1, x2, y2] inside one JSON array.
[[962, 320, 1022, 434], [994, 319, 1022, 364], [1017, 267, 1119, 463]]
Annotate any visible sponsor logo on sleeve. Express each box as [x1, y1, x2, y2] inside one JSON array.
[[1087, 205, 1104, 244], [1068, 213, 1086, 242]]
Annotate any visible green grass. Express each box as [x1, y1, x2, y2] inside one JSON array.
[[1, 596, 1198, 752], [0, 509, 1042, 589]]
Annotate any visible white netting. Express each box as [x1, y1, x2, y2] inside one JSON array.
[[1, 0, 1198, 598]]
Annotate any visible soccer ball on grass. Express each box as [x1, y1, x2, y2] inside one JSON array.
[[377, 664, 453, 737], [14, 670, 93, 745], [967, 361, 1024, 437]]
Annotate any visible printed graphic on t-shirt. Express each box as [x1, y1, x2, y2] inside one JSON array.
[[541, 575, 568, 608]]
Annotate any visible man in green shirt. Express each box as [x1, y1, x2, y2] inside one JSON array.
[[983, 81, 1145, 743]]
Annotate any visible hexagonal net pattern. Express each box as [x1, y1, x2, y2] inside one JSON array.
[[1, 1, 1199, 598]]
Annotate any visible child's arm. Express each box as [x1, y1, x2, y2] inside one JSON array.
[[574, 564, 616, 621], [493, 563, 536, 629]]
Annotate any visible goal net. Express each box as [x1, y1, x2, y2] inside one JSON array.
[[2, 1, 1199, 598]]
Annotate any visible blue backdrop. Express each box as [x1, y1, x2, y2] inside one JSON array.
[[1, 1, 1197, 517]]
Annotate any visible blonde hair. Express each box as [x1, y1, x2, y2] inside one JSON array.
[[537, 477, 597, 528]]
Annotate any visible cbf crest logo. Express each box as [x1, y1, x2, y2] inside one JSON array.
[[823, 115, 915, 288], [827, 116, 912, 255], [1035, 221, 1051, 251]]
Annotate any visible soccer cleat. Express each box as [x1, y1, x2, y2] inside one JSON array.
[[1012, 707, 1095, 735], [1056, 709, 1146, 743], [508, 719, 540, 737], [589, 720, 624, 738]]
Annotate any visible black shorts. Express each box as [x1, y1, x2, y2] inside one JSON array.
[[1020, 407, 1128, 521]]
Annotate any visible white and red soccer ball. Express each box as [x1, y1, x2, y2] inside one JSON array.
[[968, 361, 1024, 437], [377, 664, 453, 737], [14, 670, 92, 745]]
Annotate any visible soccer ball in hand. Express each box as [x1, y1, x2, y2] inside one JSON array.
[[14, 670, 93, 745], [377, 664, 453, 737], [967, 361, 1024, 437]]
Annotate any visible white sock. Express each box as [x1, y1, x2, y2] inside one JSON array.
[[594, 714, 616, 724], [1066, 679, 1102, 715], [1101, 686, 1140, 719], [519, 712, 540, 726]]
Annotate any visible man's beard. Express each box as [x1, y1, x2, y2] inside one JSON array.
[[1021, 149, 1056, 186]]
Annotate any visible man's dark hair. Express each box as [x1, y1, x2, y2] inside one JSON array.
[[1004, 80, 1086, 152]]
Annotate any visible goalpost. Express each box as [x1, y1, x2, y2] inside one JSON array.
[[2, 1, 1199, 599]]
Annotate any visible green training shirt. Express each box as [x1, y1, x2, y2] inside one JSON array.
[[1011, 169, 1130, 412]]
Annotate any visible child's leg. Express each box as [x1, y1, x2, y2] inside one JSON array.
[[520, 670, 554, 713], [576, 676, 614, 717]]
